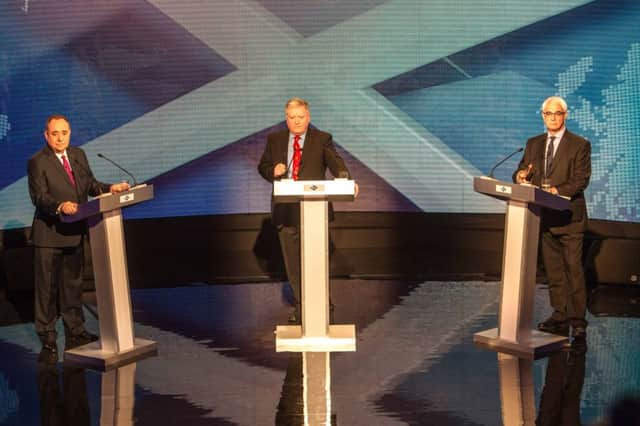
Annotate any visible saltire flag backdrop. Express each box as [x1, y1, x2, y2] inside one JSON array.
[[1, 0, 638, 230]]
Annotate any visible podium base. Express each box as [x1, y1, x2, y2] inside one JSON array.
[[473, 328, 568, 360], [64, 338, 158, 371], [275, 324, 356, 352]]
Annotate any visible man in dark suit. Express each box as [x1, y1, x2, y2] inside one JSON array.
[[514, 96, 591, 339], [28, 114, 130, 363], [258, 98, 357, 323]]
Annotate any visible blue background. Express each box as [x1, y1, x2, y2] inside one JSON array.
[[1, 0, 638, 228]]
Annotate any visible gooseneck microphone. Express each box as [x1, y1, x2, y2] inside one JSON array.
[[97, 153, 138, 187], [488, 147, 524, 178]]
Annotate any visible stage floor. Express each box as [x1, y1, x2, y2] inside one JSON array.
[[1, 279, 639, 425]]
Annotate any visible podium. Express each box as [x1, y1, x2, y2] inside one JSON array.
[[472, 177, 570, 359], [61, 185, 157, 369], [273, 179, 356, 352]]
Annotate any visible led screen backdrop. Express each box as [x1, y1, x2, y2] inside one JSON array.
[[1, 0, 638, 230]]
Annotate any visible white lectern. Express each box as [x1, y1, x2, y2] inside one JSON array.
[[472, 177, 570, 359], [273, 179, 356, 352], [61, 185, 157, 370]]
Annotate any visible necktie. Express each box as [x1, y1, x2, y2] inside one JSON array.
[[545, 136, 556, 177], [292, 135, 302, 180], [61, 155, 76, 187]]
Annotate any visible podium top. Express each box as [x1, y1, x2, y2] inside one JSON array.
[[61, 184, 154, 223], [474, 177, 569, 211], [273, 179, 355, 203]]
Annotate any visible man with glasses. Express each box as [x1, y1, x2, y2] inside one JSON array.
[[513, 96, 591, 340]]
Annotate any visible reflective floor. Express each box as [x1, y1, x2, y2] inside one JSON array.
[[1, 280, 639, 425]]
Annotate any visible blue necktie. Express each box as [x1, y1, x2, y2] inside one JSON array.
[[545, 136, 556, 177]]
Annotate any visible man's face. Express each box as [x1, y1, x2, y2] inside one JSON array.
[[285, 105, 310, 136], [541, 100, 566, 132], [44, 118, 71, 154]]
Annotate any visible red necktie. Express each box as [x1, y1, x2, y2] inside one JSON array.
[[292, 135, 302, 180], [61, 155, 76, 187]]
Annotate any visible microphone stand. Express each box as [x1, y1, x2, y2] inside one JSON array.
[[97, 153, 138, 187], [488, 147, 524, 179]]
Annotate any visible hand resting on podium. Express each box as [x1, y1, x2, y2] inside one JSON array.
[[109, 181, 131, 194], [58, 180, 130, 214]]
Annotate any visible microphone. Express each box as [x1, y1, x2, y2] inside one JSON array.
[[97, 153, 138, 187], [488, 147, 523, 178]]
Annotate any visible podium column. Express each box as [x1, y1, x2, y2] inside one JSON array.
[[300, 200, 330, 337], [87, 209, 134, 353], [63, 186, 157, 370], [498, 200, 540, 342]]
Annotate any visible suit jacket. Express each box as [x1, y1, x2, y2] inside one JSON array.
[[28, 145, 110, 247], [258, 127, 350, 226], [513, 130, 591, 234]]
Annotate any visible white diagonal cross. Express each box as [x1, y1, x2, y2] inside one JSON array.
[[0, 0, 592, 227]]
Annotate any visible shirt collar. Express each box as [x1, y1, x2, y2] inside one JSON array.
[[54, 150, 69, 162], [289, 131, 307, 142], [547, 127, 566, 141]]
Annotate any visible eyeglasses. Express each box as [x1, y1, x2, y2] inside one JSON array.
[[542, 111, 565, 118]]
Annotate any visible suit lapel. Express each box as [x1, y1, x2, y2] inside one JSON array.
[[45, 148, 75, 187], [278, 132, 289, 166], [531, 135, 546, 179], [298, 128, 312, 174]]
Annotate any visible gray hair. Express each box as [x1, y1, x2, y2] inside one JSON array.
[[285, 97, 309, 111], [541, 96, 568, 112]]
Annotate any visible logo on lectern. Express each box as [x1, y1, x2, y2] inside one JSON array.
[[304, 184, 325, 192], [496, 185, 512, 194], [119, 194, 134, 203]]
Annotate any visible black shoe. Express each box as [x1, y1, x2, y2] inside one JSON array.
[[287, 304, 301, 325], [537, 318, 569, 335], [66, 330, 99, 350], [571, 326, 587, 340], [38, 343, 58, 364], [288, 310, 301, 325]]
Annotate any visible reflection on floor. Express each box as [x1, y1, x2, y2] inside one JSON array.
[[1, 280, 639, 425]]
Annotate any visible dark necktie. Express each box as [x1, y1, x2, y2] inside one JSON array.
[[292, 135, 302, 180], [545, 136, 556, 177], [61, 155, 76, 186]]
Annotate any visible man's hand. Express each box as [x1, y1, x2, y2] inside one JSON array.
[[59, 201, 78, 215], [354, 182, 359, 198], [274, 163, 287, 178], [110, 182, 131, 193], [516, 164, 533, 183]]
